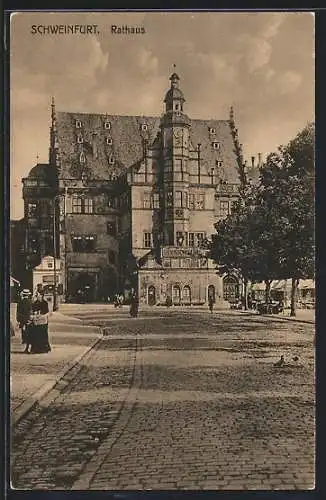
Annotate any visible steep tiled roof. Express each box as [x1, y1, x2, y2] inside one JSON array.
[[55, 111, 240, 183], [189, 119, 240, 184], [56, 112, 160, 180]]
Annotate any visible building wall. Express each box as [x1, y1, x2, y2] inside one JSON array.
[[138, 268, 223, 305]]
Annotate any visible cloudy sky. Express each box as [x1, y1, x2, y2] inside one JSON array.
[[10, 11, 314, 219]]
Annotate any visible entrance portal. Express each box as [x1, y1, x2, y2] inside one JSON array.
[[223, 275, 240, 301], [68, 272, 96, 303], [148, 285, 156, 306]]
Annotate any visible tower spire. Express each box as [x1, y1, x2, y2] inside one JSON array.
[[49, 96, 59, 168]]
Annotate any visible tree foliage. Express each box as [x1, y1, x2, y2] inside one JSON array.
[[209, 122, 315, 315]]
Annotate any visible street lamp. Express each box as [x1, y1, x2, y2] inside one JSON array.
[[52, 196, 59, 311]]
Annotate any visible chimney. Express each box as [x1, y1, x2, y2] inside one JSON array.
[[258, 152, 262, 167], [251, 156, 255, 168]]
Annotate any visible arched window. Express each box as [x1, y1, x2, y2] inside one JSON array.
[[223, 275, 240, 301], [148, 285, 156, 306], [182, 285, 191, 305], [172, 285, 181, 305], [208, 285, 215, 304]]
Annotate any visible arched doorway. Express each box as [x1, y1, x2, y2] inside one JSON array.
[[148, 285, 156, 306], [223, 275, 240, 301], [207, 285, 216, 304], [182, 285, 191, 305], [173, 285, 181, 305], [69, 272, 97, 303]]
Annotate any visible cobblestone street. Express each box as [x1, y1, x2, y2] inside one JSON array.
[[11, 308, 315, 490]]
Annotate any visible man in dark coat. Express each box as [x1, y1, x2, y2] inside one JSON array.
[[16, 289, 32, 353]]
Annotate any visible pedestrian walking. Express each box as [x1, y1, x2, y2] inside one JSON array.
[[129, 293, 139, 318], [16, 289, 33, 353], [29, 292, 51, 354], [208, 296, 214, 314]]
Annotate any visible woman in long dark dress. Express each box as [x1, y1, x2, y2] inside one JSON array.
[[30, 293, 51, 354], [16, 289, 33, 352]]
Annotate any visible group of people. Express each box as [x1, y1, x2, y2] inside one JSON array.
[[16, 289, 51, 354]]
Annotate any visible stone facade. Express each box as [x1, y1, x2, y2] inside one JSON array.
[[21, 72, 258, 305]]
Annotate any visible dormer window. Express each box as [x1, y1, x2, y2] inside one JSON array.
[[212, 142, 220, 150], [106, 137, 113, 145], [77, 134, 83, 144], [216, 160, 223, 168], [108, 156, 115, 165], [104, 121, 111, 130], [141, 124, 148, 132], [79, 152, 86, 164], [209, 127, 216, 135], [75, 120, 82, 129]]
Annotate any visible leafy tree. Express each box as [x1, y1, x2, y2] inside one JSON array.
[[257, 123, 315, 315]]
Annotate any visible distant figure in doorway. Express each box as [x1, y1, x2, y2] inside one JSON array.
[[208, 296, 214, 314], [129, 293, 139, 318], [29, 292, 51, 354], [16, 289, 33, 353]]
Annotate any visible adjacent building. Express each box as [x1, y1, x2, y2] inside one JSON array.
[[21, 71, 259, 305]]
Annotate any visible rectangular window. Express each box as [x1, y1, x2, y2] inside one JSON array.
[[220, 200, 229, 217], [175, 191, 182, 208], [144, 232, 152, 248], [84, 198, 93, 214], [72, 197, 82, 214], [166, 191, 173, 208], [196, 193, 205, 210], [143, 193, 151, 209], [188, 233, 195, 247], [72, 197, 93, 214], [197, 232, 205, 246], [174, 159, 182, 171], [153, 192, 160, 209], [72, 235, 96, 253], [28, 202, 38, 217], [189, 194, 195, 210], [176, 231, 184, 246], [107, 222, 116, 237]]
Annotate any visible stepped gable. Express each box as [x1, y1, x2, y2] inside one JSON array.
[[189, 119, 240, 184]]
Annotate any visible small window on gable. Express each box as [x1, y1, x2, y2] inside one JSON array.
[[75, 120, 82, 129], [216, 160, 223, 168], [77, 134, 83, 144], [80, 152, 86, 164], [209, 127, 216, 135], [141, 123, 148, 132], [104, 121, 111, 130], [212, 141, 220, 150], [108, 155, 115, 165], [106, 137, 113, 145], [175, 103, 180, 111]]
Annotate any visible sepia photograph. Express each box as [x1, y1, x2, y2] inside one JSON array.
[[9, 10, 315, 491]]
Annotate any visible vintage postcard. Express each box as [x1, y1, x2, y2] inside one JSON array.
[[9, 10, 315, 491]]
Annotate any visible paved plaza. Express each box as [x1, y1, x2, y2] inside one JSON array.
[[11, 307, 315, 490]]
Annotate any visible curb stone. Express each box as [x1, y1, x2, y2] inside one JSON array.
[[12, 329, 103, 426], [237, 310, 314, 325]]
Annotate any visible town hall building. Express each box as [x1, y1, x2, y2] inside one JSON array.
[[21, 71, 260, 305]]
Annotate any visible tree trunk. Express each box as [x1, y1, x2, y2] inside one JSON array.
[[290, 278, 299, 317], [265, 280, 272, 303], [243, 278, 248, 310]]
